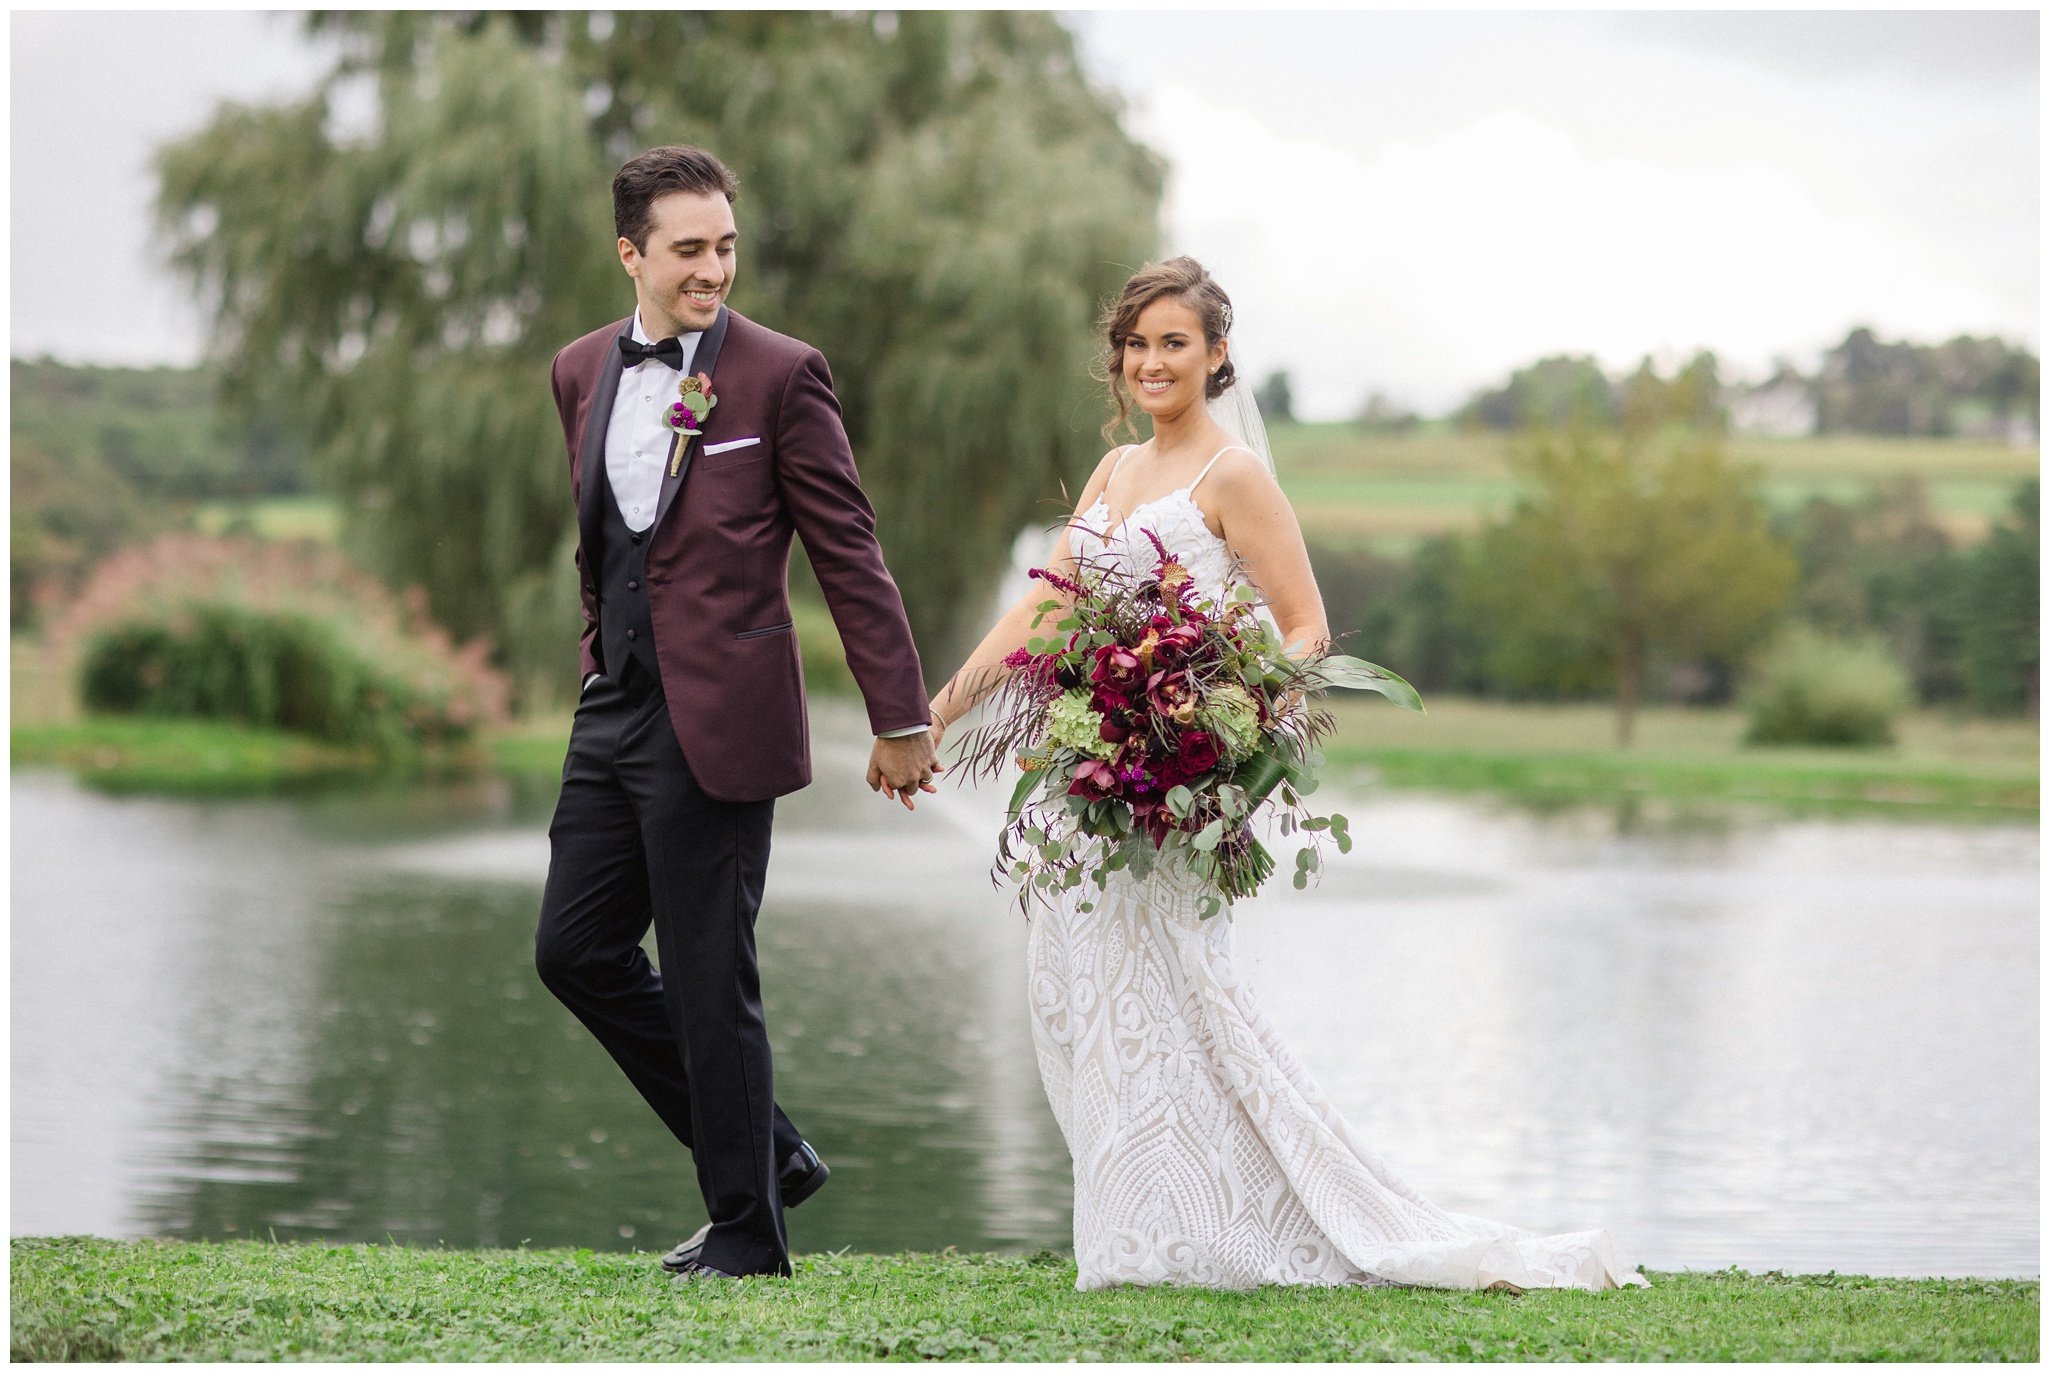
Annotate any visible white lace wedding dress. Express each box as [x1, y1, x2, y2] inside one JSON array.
[[1027, 445, 1648, 1292]]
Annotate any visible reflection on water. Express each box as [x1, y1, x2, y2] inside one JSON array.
[[10, 708, 2038, 1277]]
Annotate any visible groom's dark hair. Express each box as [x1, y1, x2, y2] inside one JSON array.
[[613, 146, 741, 252]]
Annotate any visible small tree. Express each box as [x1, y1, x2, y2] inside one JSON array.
[[1253, 370, 1295, 424], [1456, 426, 1797, 746], [1960, 478, 2039, 715]]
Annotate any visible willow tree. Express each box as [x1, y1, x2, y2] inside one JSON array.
[[157, 12, 1162, 698], [1456, 427, 1798, 746]]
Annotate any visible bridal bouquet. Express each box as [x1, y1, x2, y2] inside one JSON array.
[[954, 531, 1423, 917]]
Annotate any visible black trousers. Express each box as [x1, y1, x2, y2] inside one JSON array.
[[534, 659, 803, 1276]]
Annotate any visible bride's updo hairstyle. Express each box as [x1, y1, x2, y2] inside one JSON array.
[[1097, 255, 1237, 441]]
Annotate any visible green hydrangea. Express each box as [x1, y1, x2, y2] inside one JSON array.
[[1046, 688, 1118, 761], [1202, 681, 1265, 762]]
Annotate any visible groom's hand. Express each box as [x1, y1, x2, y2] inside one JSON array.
[[867, 731, 942, 811]]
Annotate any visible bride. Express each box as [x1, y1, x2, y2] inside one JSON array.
[[918, 256, 1647, 1293]]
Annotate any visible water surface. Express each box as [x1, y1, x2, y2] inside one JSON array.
[[12, 708, 2037, 1276]]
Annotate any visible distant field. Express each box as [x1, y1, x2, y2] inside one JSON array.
[[182, 430, 2036, 558], [1272, 423, 2039, 551], [191, 495, 342, 543], [1323, 694, 2038, 820]]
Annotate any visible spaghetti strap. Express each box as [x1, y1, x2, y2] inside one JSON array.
[[1187, 444, 1252, 495], [1106, 444, 1134, 482]]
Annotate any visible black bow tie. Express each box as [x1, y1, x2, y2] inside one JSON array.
[[618, 334, 685, 369]]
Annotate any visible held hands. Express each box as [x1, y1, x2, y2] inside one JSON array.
[[867, 727, 943, 811]]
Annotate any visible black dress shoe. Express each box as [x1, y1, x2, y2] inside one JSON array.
[[779, 1140, 831, 1209], [660, 1221, 715, 1274], [659, 1141, 831, 1272], [668, 1256, 741, 1283]]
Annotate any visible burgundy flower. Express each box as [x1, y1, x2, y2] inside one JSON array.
[[1068, 758, 1120, 800], [1150, 623, 1203, 667], [1028, 566, 1087, 599], [1091, 685, 1133, 718], [1130, 800, 1175, 848], [1175, 730, 1220, 778], [1091, 643, 1145, 694], [1146, 669, 1198, 724]]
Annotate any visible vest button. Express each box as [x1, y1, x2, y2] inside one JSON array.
[[627, 580, 639, 591], [630, 533, 643, 545], [626, 629, 638, 641]]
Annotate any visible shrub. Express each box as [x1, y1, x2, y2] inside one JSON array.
[[1741, 626, 1911, 747], [52, 535, 508, 749]]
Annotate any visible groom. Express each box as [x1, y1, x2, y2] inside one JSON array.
[[534, 145, 939, 1281]]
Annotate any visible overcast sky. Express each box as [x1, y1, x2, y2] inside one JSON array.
[[11, 9, 2039, 418]]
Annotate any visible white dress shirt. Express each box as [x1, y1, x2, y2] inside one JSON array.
[[606, 309, 700, 533], [584, 311, 929, 741]]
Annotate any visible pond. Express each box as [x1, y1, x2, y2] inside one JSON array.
[[11, 703, 2038, 1278]]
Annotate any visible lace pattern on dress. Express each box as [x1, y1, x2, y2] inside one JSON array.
[[1030, 475, 1649, 1293]]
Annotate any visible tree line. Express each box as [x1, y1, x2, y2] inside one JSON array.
[[1452, 329, 2039, 439], [1310, 458, 2039, 737]]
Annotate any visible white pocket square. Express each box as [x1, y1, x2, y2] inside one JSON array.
[[703, 436, 761, 455]]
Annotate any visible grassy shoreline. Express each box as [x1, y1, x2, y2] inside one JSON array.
[[11, 1238, 2038, 1362], [1319, 696, 2038, 822], [13, 695, 2034, 823]]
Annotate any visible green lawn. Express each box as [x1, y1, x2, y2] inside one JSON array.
[[179, 430, 2038, 557], [1271, 423, 2038, 551], [10, 717, 389, 796], [12, 695, 2036, 820], [190, 494, 343, 543], [1325, 695, 2038, 820], [9, 1238, 2036, 1363]]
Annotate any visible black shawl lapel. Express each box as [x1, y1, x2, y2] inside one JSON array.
[[577, 318, 634, 561], [651, 305, 732, 535]]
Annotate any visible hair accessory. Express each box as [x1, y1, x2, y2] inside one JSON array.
[[1219, 302, 1234, 334]]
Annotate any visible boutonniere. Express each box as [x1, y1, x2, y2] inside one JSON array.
[[667, 372, 717, 476]]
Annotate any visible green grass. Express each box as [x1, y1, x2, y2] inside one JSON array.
[[489, 710, 576, 778], [9, 717, 491, 797], [13, 697, 2036, 822], [1325, 695, 2038, 821], [1271, 423, 2039, 551], [171, 431, 2041, 558], [10, 717, 386, 795], [191, 494, 342, 543], [9, 1238, 2035, 1362]]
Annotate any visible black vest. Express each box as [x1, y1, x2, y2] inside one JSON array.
[[598, 466, 660, 685]]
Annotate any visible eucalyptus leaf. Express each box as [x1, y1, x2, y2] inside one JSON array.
[[1193, 818, 1226, 852]]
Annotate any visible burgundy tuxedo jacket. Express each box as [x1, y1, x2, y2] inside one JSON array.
[[550, 306, 929, 803]]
